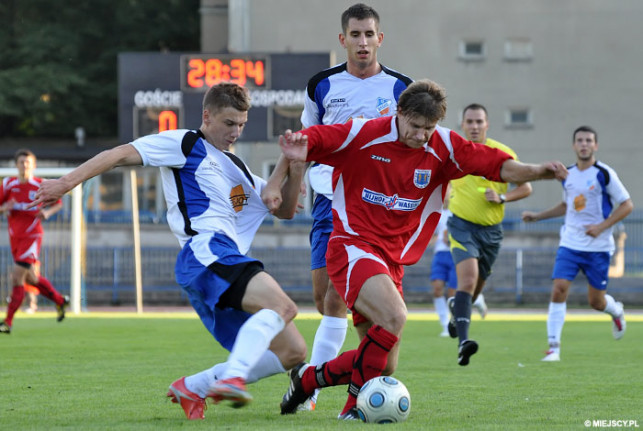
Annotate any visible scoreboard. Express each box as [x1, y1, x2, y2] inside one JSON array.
[[118, 52, 332, 143]]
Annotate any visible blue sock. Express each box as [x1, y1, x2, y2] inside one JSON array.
[[454, 291, 472, 344]]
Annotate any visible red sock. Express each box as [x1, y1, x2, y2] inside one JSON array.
[[301, 350, 356, 393], [340, 325, 399, 414], [5, 285, 25, 326], [35, 276, 64, 305]]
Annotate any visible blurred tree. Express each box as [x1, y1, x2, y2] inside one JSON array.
[[0, 0, 200, 138]]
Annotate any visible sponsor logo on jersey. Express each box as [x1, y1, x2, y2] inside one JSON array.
[[376, 97, 393, 115], [573, 194, 586, 211], [328, 98, 348, 108], [362, 188, 422, 211], [230, 184, 250, 213], [413, 169, 431, 189], [371, 154, 391, 163]]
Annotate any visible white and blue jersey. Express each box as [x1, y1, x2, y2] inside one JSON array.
[[132, 129, 270, 350], [559, 161, 630, 253], [302, 62, 413, 199]]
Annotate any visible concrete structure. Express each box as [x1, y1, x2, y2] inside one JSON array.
[[207, 0, 642, 210]]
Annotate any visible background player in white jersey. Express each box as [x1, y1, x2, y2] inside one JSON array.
[[282, 3, 412, 411], [522, 125, 632, 362], [32, 83, 308, 420], [429, 186, 457, 337], [277, 79, 568, 419]]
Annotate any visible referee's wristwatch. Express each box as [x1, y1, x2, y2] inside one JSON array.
[[499, 194, 506, 204]]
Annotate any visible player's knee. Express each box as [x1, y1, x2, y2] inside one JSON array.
[[380, 309, 406, 335], [279, 298, 299, 323], [588, 296, 605, 311]]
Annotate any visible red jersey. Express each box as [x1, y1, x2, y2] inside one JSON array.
[[0, 176, 56, 239], [304, 116, 513, 266]]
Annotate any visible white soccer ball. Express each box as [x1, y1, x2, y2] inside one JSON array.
[[356, 376, 411, 423]]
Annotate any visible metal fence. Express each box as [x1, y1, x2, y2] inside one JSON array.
[[2, 244, 642, 308], [2, 209, 642, 307]]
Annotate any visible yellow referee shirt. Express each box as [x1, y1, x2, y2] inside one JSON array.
[[449, 138, 517, 226]]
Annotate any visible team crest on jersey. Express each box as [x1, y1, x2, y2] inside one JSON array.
[[413, 169, 431, 189], [362, 188, 422, 211], [376, 97, 392, 115], [229, 184, 250, 213]]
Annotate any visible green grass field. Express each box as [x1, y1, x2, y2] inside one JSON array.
[[1, 311, 641, 430]]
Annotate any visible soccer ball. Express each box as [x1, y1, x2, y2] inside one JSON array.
[[356, 376, 411, 423]]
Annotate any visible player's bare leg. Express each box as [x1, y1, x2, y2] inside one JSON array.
[[306, 268, 348, 410]]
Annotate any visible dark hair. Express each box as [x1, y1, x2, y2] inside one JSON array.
[[341, 3, 380, 33], [14, 148, 36, 163], [397, 79, 447, 123], [462, 103, 488, 119], [202, 83, 251, 114], [573, 125, 597, 142]]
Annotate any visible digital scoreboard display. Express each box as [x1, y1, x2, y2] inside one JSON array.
[[118, 52, 331, 143], [181, 55, 268, 91]]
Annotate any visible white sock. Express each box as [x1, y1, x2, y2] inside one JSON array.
[[185, 350, 286, 398], [433, 296, 449, 330], [547, 302, 566, 353], [185, 367, 218, 398], [473, 293, 485, 308], [221, 309, 285, 380], [246, 349, 286, 384], [309, 315, 348, 403], [602, 294, 619, 316]]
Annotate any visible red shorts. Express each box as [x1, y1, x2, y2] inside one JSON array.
[[10, 235, 42, 265], [326, 236, 404, 326]]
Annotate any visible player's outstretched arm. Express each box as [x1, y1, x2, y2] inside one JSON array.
[[32, 144, 143, 208], [521, 202, 567, 223], [500, 159, 567, 184]]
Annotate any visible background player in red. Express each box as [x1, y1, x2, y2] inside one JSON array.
[[276, 79, 568, 419], [0, 149, 68, 334]]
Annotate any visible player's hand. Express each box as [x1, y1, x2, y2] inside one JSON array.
[[585, 224, 604, 238], [521, 211, 538, 222], [542, 161, 568, 181], [31, 179, 67, 209], [261, 183, 283, 214], [484, 188, 501, 203], [279, 130, 308, 162]]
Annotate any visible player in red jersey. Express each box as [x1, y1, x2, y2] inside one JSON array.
[[0, 149, 68, 334], [276, 80, 568, 419]]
